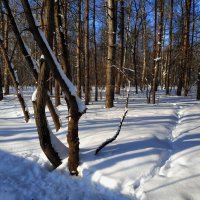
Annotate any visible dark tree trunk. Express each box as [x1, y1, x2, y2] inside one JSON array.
[[76, 0, 82, 98], [115, 1, 124, 95], [166, 0, 173, 95], [183, 0, 191, 96], [54, 0, 72, 80], [3, 14, 9, 95], [32, 0, 63, 167], [0, 0, 3, 101], [152, 0, 164, 104], [93, 0, 98, 101], [84, 0, 90, 105], [197, 68, 200, 100]]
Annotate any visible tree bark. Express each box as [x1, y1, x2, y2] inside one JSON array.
[[3, 14, 9, 95], [106, 0, 116, 108], [93, 0, 98, 101], [76, 0, 82, 98], [141, 0, 147, 90], [183, 0, 191, 96], [115, 1, 124, 95], [54, 0, 72, 80], [152, 0, 164, 104], [84, 0, 90, 105], [32, 0, 63, 167], [166, 0, 173, 95], [0, 0, 3, 100]]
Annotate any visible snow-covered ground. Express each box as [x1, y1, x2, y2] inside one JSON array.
[[0, 89, 200, 200]]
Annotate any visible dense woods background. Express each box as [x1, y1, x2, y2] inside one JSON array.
[[0, 0, 200, 173]]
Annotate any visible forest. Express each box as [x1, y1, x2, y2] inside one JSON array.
[[0, 0, 200, 199]]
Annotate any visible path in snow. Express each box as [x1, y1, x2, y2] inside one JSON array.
[[135, 103, 200, 200]]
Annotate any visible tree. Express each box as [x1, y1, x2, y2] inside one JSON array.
[[93, 0, 98, 101], [32, 0, 62, 168], [152, 0, 164, 104], [76, 0, 82, 98], [183, 0, 191, 96], [115, 0, 124, 95], [106, 0, 116, 108], [0, 0, 3, 101], [21, 0, 86, 175], [84, 0, 90, 105], [166, 0, 174, 95]]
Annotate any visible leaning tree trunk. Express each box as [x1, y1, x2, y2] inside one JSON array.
[[3, 0, 61, 131], [21, 0, 86, 175], [32, 0, 62, 168], [0, 38, 30, 122]]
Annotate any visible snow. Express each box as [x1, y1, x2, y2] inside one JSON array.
[[154, 57, 162, 62], [32, 88, 38, 101], [0, 89, 200, 199]]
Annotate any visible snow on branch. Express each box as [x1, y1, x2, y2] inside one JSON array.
[[33, 16, 86, 113], [154, 57, 161, 62]]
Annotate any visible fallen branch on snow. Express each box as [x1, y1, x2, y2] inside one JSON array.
[[95, 80, 130, 155]]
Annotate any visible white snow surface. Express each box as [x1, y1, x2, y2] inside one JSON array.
[[0, 89, 200, 200]]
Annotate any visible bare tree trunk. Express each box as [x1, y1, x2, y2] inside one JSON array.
[[3, 14, 9, 95], [183, 0, 191, 96], [106, 0, 116, 108], [152, 0, 164, 104], [76, 0, 82, 98], [176, 3, 184, 96], [84, 0, 90, 105], [0, 0, 3, 100], [141, 0, 147, 90], [115, 0, 124, 95], [0, 38, 30, 122], [166, 0, 173, 95], [54, 0, 72, 80], [93, 0, 98, 101], [21, 0, 85, 175], [53, 31, 61, 107], [3, 0, 61, 131]]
